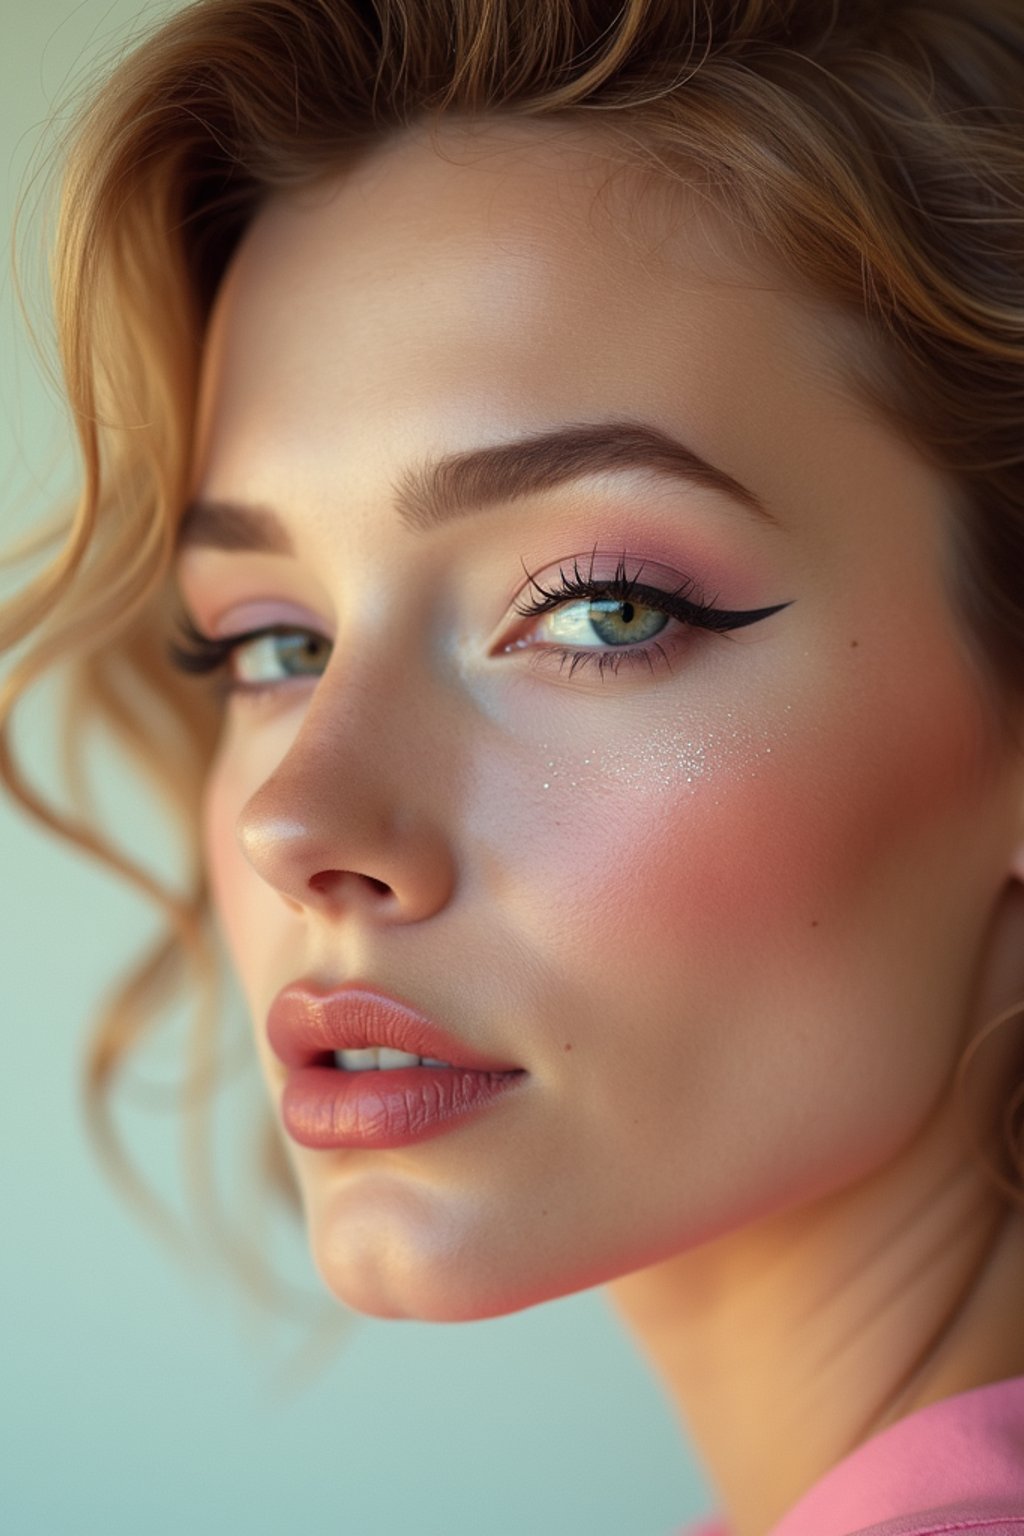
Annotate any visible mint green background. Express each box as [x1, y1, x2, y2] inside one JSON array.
[[1, 4, 717, 1532]]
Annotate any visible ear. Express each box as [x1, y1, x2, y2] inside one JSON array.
[[955, 869, 1024, 1167]]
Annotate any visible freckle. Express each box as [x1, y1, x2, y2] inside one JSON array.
[[811, 919, 819, 927], [564, 1041, 572, 1052], [850, 639, 859, 648]]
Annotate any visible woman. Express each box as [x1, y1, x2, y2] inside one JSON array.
[[2, 2, 1023, 1533]]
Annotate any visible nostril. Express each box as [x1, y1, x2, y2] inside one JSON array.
[[308, 870, 392, 897]]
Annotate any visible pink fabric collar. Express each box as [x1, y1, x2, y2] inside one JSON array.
[[768, 1373, 1024, 1536], [683, 1375, 1024, 1536]]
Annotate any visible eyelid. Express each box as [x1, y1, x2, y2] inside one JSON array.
[[195, 594, 331, 643], [510, 551, 790, 634], [510, 548, 715, 606]]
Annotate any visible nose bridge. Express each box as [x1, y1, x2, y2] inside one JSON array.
[[233, 642, 460, 916]]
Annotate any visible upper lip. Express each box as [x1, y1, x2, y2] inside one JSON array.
[[266, 981, 524, 1073]]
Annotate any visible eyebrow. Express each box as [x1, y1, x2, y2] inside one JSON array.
[[174, 419, 774, 556]]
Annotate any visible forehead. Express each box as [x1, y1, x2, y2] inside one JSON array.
[[242, 114, 754, 291], [193, 116, 872, 488]]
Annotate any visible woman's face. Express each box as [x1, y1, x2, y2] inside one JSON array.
[[177, 117, 1023, 1321]]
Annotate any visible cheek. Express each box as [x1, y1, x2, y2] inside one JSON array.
[[463, 666, 990, 1236], [475, 638, 991, 1049]]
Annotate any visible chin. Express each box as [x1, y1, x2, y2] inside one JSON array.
[[308, 1211, 648, 1323], [310, 1241, 550, 1322], [307, 1215, 599, 1322]]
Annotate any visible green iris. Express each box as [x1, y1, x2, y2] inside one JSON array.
[[589, 595, 669, 645]]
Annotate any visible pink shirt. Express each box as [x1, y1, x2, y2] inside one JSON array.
[[679, 1374, 1024, 1536]]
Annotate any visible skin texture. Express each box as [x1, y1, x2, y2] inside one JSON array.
[[176, 118, 1024, 1536]]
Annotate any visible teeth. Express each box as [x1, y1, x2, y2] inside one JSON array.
[[332, 1047, 454, 1071], [377, 1047, 422, 1070], [335, 1047, 379, 1072]]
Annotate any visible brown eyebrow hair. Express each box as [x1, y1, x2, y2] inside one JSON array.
[[174, 418, 775, 555]]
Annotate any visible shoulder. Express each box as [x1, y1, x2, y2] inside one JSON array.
[[767, 1375, 1024, 1536], [677, 1496, 1024, 1536], [678, 1510, 1024, 1536], [840, 1505, 1024, 1536]]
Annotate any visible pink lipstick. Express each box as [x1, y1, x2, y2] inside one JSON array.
[[266, 982, 527, 1150]]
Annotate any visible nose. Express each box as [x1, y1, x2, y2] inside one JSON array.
[[232, 670, 459, 924]]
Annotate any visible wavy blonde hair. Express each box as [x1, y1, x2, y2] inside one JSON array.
[[4, 0, 1024, 1311]]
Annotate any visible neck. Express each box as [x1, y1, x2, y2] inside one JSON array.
[[604, 1096, 1024, 1536]]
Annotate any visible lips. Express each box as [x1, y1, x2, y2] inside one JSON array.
[[266, 981, 523, 1074], [265, 980, 527, 1151]]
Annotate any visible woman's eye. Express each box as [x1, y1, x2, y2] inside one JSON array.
[[533, 596, 672, 649], [166, 621, 333, 701], [166, 557, 791, 699], [506, 556, 792, 682], [230, 631, 330, 687]]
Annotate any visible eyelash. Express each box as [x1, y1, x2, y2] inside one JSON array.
[[166, 552, 787, 700], [167, 616, 323, 705], [510, 553, 784, 680]]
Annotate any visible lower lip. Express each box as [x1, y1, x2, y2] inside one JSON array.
[[279, 1065, 527, 1150]]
